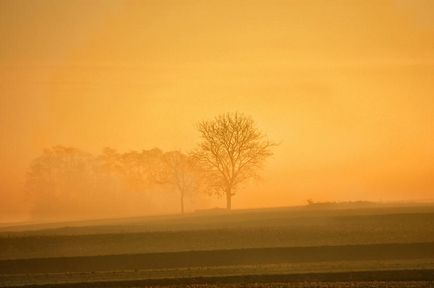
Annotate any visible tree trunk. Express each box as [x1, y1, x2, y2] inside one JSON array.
[[180, 191, 185, 214], [226, 189, 232, 210]]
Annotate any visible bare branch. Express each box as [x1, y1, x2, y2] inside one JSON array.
[[192, 112, 275, 209]]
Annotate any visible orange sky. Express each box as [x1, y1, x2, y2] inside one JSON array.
[[1, 0, 433, 222]]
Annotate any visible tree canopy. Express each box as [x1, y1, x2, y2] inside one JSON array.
[[25, 113, 275, 218], [193, 112, 274, 209]]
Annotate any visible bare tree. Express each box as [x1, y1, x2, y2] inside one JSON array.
[[25, 146, 96, 219], [162, 151, 201, 214], [193, 112, 274, 210], [98, 147, 122, 175], [118, 148, 165, 193]]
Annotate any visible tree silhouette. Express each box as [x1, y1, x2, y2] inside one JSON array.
[[162, 151, 202, 214], [98, 147, 122, 175], [25, 146, 96, 219], [26, 146, 174, 219], [118, 148, 165, 194], [193, 112, 274, 210]]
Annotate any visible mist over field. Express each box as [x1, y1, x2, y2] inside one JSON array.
[[1, 0, 434, 223], [0, 1, 434, 286]]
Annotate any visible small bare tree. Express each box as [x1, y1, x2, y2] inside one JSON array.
[[193, 112, 274, 210], [25, 146, 96, 219], [162, 151, 202, 214]]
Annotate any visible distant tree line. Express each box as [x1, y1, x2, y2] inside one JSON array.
[[25, 113, 275, 219]]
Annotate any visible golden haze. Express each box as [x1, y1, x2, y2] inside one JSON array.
[[1, 0, 433, 222]]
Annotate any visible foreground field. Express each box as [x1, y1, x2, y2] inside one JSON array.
[[1, 270, 433, 288], [0, 205, 433, 287], [104, 282, 432, 288], [1, 205, 434, 260], [1, 259, 433, 287], [1, 243, 432, 274]]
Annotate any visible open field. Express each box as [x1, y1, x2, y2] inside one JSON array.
[[1, 243, 433, 274], [1, 270, 433, 288], [2, 204, 434, 235], [1, 205, 434, 260], [1, 205, 433, 287], [1, 258, 433, 287]]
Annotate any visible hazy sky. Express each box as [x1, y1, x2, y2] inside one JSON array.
[[1, 0, 433, 222]]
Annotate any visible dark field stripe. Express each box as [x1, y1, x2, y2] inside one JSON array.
[[0, 242, 433, 275], [3, 270, 434, 288]]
